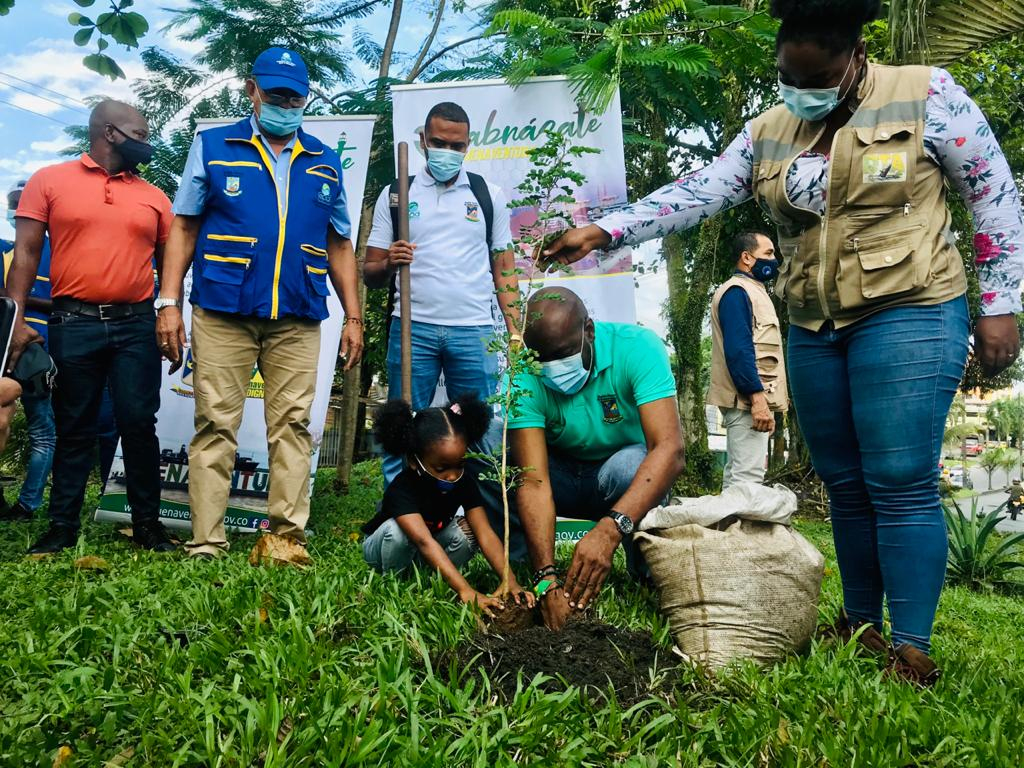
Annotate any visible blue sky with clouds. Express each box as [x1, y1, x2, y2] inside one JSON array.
[[0, 0, 668, 332]]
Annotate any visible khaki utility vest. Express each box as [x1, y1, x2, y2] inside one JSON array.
[[708, 275, 789, 412], [750, 63, 966, 331]]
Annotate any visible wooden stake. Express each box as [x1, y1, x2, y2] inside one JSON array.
[[396, 142, 412, 404]]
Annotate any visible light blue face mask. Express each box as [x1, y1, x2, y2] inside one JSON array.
[[5, 210, 14, 226], [778, 54, 857, 122], [425, 147, 465, 182], [256, 92, 304, 137], [539, 320, 592, 396]]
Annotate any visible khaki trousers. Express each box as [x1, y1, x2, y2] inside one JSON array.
[[185, 307, 320, 557]]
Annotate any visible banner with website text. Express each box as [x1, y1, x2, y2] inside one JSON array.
[[392, 78, 633, 540], [95, 115, 377, 532]]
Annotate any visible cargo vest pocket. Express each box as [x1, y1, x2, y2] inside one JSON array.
[[837, 223, 923, 309], [302, 245, 331, 302], [201, 252, 250, 309], [846, 124, 917, 208], [776, 238, 807, 308]]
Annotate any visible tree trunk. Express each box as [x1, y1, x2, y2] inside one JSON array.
[[334, 200, 374, 492]]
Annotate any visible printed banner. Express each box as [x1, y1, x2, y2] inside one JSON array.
[[390, 76, 635, 324], [96, 115, 377, 532], [392, 77, 634, 540]]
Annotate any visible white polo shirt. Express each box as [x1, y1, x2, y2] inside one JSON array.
[[366, 168, 513, 327]]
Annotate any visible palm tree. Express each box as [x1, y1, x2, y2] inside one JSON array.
[[978, 447, 1006, 490], [889, 0, 1024, 64]]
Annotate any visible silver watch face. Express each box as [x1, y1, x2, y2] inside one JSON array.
[[614, 513, 634, 535]]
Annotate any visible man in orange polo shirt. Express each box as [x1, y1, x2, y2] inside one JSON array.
[[7, 100, 176, 554]]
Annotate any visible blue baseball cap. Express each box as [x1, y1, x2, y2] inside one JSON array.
[[252, 47, 309, 97]]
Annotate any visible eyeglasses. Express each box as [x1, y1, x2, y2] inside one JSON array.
[[259, 89, 307, 109]]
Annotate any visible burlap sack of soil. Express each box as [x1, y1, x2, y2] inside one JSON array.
[[635, 514, 824, 669]]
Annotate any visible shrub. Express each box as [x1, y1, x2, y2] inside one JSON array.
[[944, 497, 1024, 590]]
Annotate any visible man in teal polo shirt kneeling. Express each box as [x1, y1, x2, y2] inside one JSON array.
[[505, 287, 685, 630]]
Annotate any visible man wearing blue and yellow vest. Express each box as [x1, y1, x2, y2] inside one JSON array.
[[0, 179, 55, 523], [158, 48, 364, 560]]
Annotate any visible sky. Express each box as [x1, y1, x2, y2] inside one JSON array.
[[0, 0, 670, 335]]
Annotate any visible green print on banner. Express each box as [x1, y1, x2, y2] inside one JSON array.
[[334, 134, 358, 170], [469, 104, 603, 147]]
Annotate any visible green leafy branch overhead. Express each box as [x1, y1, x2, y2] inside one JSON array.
[[487, 0, 773, 111], [68, 0, 150, 80]]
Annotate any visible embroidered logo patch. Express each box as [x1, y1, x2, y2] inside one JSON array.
[[465, 201, 480, 222], [408, 201, 420, 219], [317, 182, 332, 205], [599, 395, 622, 424], [225, 176, 241, 197], [863, 152, 907, 183]]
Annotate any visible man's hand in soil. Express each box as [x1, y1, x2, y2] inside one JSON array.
[[506, 578, 537, 608], [540, 587, 573, 631], [564, 518, 620, 610], [459, 589, 506, 619]]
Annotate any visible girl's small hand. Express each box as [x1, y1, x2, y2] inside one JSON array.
[[507, 580, 537, 608], [459, 589, 506, 618]]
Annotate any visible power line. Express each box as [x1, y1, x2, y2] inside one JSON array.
[[0, 97, 72, 126], [0, 76, 88, 115], [0, 71, 89, 107]]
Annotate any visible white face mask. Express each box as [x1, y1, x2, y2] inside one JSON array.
[[778, 53, 858, 122]]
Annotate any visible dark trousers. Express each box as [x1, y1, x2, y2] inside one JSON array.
[[47, 310, 162, 531]]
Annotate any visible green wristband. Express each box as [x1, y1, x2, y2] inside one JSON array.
[[533, 578, 557, 598]]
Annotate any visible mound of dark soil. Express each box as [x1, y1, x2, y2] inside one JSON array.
[[454, 620, 673, 705]]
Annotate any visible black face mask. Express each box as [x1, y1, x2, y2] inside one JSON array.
[[110, 124, 155, 171]]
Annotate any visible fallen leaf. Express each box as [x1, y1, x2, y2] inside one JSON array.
[[118, 528, 134, 538], [74, 556, 111, 572], [248, 534, 312, 568], [53, 745, 73, 767], [348, 532, 360, 542], [277, 716, 293, 743], [258, 607, 269, 624], [104, 746, 136, 766]]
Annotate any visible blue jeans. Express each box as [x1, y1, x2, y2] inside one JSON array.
[[383, 318, 498, 485], [47, 311, 162, 531], [788, 297, 969, 653], [362, 517, 476, 573], [474, 418, 652, 576], [18, 392, 55, 511], [96, 385, 119, 493]]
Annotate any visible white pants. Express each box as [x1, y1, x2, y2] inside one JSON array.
[[720, 407, 770, 489]]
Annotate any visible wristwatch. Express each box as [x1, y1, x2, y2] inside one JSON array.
[[154, 297, 182, 312], [604, 510, 634, 536]]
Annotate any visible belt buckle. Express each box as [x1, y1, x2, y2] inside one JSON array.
[[97, 304, 115, 321]]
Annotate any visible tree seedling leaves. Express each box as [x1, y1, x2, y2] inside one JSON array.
[[73, 27, 93, 46], [72, 0, 96, 6], [0, 0, 14, 16]]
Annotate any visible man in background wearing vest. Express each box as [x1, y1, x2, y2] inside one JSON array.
[[364, 101, 518, 485], [708, 232, 789, 489], [0, 180, 55, 523], [158, 47, 364, 560]]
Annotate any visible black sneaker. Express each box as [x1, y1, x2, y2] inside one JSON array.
[[28, 525, 78, 554], [0, 501, 33, 522], [133, 521, 176, 552]]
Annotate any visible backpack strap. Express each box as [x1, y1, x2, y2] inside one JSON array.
[[466, 172, 494, 253]]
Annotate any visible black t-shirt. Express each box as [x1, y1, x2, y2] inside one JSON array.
[[361, 466, 485, 536]]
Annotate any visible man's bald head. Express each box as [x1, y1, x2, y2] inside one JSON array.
[[87, 100, 151, 174], [89, 100, 147, 142], [524, 286, 592, 362]]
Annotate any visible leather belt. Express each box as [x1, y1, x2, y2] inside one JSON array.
[[52, 297, 154, 321]]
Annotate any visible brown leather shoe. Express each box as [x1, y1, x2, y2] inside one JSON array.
[[887, 644, 941, 688], [819, 608, 888, 654]]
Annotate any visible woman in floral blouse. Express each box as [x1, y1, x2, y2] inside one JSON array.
[[544, 0, 1023, 685]]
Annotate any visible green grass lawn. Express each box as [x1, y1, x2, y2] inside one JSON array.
[[2, 461, 1023, 766]]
